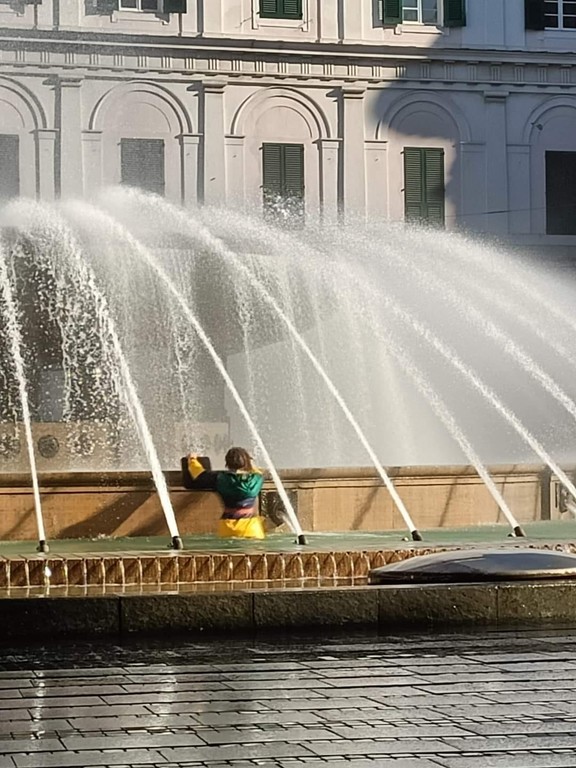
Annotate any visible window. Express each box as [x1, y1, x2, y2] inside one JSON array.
[[403, 147, 445, 227], [120, 0, 160, 9], [0, 135, 19, 202], [262, 143, 305, 224], [402, 0, 439, 24], [259, 0, 302, 20], [546, 152, 576, 235], [120, 139, 165, 196], [545, 0, 576, 28], [85, 0, 186, 12], [382, 0, 465, 26]]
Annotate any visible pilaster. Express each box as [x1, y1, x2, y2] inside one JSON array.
[[35, 129, 58, 201], [483, 90, 509, 234], [225, 135, 245, 206], [341, 85, 366, 218], [81, 131, 103, 200], [180, 133, 202, 207], [318, 138, 341, 223], [202, 80, 227, 205]]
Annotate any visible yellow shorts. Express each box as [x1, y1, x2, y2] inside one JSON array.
[[218, 517, 266, 540]]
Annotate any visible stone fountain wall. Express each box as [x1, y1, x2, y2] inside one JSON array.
[[0, 464, 562, 541]]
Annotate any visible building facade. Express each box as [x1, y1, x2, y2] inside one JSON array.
[[0, 0, 575, 246]]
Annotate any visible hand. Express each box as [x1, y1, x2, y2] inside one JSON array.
[[188, 452, 198, 460]]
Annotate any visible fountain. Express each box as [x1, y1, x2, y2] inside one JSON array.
[[0, 189, 575, 563]]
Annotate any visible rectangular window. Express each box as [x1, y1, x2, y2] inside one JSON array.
[[544, 0, 576, 28], [262, 143, 305, 224], [0, 135, 19, 202], [402, 0, 439, 24], [120, 138, 165, 196], [546, 151, 576, 234], [404, 147, 445, 227], [119, 0, 160, 10], [383, 0, 465, 26], [259, 0, 302, 20]]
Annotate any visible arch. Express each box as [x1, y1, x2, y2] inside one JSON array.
[[230, 87, 331, 140], [89, 81, 193, 134], [0, 77, 47, 131], [522, 97, 576, 144], [376, 92, 471, 143]]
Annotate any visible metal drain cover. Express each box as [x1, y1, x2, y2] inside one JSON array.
[[369, 548, 576, 584]]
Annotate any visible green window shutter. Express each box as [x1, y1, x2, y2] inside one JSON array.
[[424, 149, 445, 226], [262, 143, 305, 222], [404, 148, 425, 222], [260, 0, 280, 17], [164, 0, 186, 11], [121, 138, 165, 196], [281, 0, 302, 19], [262, 143, 283, 209], [282, 144, 304, 201], [525, 0, 545, 29], [382, 0, 401, 24], [443, 0, 466, 27], [0, 135, 19, 201], [404, 147, 445, 226]]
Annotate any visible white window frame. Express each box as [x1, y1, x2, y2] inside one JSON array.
[[119, 0, 162, 11], [401, 0, 442, 26], [544, 0, 576, 29]]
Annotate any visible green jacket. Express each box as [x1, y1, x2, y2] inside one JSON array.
[[216, 471, 264, 508]]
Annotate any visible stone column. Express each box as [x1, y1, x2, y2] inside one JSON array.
[[225, 135, 245, 206], [56, 77, 84, 199], [180, 133, 201, 207], [484, 90, 509, 234], [202, 80, 227, 205], [81, 130, 103, 200], [341, 85, 366, 218], [318, 138, 341, 224]]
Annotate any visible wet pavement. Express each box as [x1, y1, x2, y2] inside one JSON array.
[[0, 630, 576, 766]]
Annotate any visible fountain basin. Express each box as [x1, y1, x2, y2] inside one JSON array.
[[0, 463, 559, 542]]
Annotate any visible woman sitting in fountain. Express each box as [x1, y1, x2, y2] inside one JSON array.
[[186, 447, 266, 540]]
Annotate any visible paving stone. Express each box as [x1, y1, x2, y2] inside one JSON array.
[[12, 749, 165, 767], [197, 727, 337, 744], [62, 732, 205, 749], [330, 724, 474, 739], [194, 711, 323, 726], [306, 738, 459, 756], [441, 756, 576, 768], [0, 738, 64, 753], [160, 742, 314, 761]]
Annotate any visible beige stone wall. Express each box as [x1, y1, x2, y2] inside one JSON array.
[[0, 464, 564, 541]]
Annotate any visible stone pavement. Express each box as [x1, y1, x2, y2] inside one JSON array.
[[0, 629, 576, 767]]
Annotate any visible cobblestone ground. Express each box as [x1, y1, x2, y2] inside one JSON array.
[[0, 628, 576, 766]]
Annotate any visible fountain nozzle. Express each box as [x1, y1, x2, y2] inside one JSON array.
[[36, 540, 49, 553], [170, 535, 184, 550], [297, 534, 307, 545], [411, 530, 423, 542]]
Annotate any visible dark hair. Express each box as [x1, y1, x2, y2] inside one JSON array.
[[225, 447, 253, 472]]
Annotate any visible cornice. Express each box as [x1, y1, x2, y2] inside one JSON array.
[[0, 26, 575, 67]]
